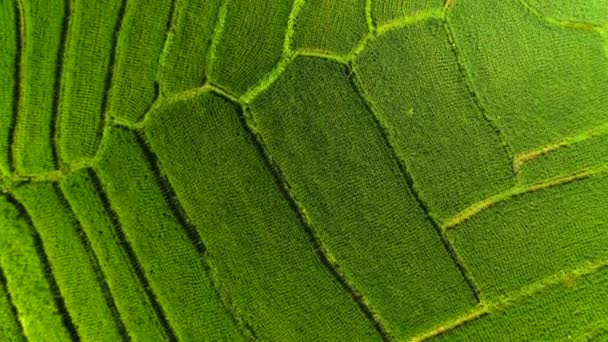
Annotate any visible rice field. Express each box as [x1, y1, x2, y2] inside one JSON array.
[[1, 0, 607, 340]]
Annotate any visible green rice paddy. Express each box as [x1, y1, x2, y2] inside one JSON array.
[[1, 0, 607, 340]]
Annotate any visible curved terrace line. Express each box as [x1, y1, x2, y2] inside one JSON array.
[[443, 162, 608, 229], [414, 258, 608, 341], [514, 121, 608, 171], [136, 0, 451, 118]]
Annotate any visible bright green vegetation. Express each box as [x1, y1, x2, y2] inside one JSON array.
[[372, 0, 443, 26], [432, 265, 608, 341], [12, 183, 123, 341], [293, 0, 368, 55], [0, 0, 17, 175], [0, 195, 70, 341], [208, 0, 293, 95], [158, 0, 221, 95], [106, 0, 173, 123], [448, 172, 608, 299], [448, 0, 608, 154], [145, 92, 379, 340], [60, 169, 167, 340], [95, 127, 239, 340], [526, 0, 608, 26], [518, 129, 608, 184], [0, 267, 24, 342], [12, 1, 66, 174], [55, 0, 121, 164], [1, 0, 608, 340], [355, 18, 515, 219], [250, 56, 477, 338]]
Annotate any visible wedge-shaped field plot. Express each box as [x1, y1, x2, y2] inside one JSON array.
[[448, 172, 608, 299], [356, 18, 515, 220], [106, 0, 173, 123], [517, 126, 608, 184], [432, 265, 608, 341], [209, 0, 294, 95], [55, 0, 123, 164], [447, 0, 608, 154], [158, 0, 222, 95]]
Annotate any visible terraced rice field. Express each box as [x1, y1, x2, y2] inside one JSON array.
[[1, 0, 607, 340]]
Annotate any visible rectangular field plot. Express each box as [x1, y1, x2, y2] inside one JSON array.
[[0, 195, 71, 341], [292, 0, 368, 55], [209, 0, 293, 94], [95, 126, 240, 341], [0, 0, 17, 174], [518, 128, 608, 184], [60, 169, 168, 341], [432, 266, 608, 341], [355, 19, 514, 220], [448, 172, 608, 299], [447, 0, 608, 154], [106, 0, 172, 123], [12, 183, 123, 341], [56, 0, 122, 164], [12, 1, 66, 173], [250, 56, 477, 339], [158, 0, 221, 95], [144, 92, 380, 341]]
